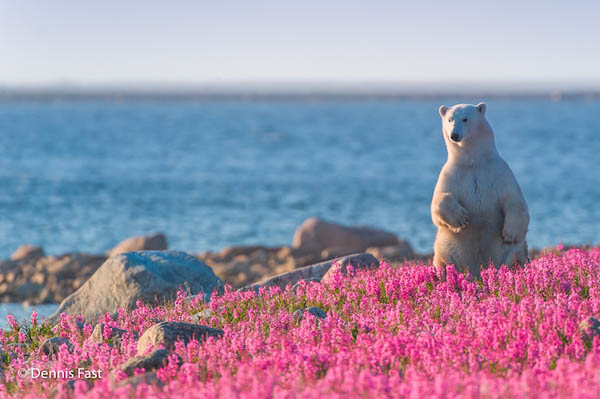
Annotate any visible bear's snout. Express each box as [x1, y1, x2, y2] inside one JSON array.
[[450, 133, 461, 142]]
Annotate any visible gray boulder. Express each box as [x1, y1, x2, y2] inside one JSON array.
[[292, 218, 399, 255], [108, 233, 168, 257], [48, 251, 223, 323], [243, 253, 379, 292], [137, 321, 224, 354]]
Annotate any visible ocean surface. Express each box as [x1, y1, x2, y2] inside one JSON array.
[[2, 98, 599, 256], [0, 99, 599, 324]]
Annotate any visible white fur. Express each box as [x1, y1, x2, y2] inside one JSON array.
[[431, 103, 529, 277]]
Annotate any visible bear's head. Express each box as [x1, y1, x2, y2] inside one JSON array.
[[438, 102, 497, 161], [438, 102, 487, 144]]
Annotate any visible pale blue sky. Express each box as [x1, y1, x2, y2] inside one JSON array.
[[1, 0, 599, 85]]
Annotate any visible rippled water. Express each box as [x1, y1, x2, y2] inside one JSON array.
[[0, 99, 598, 260]]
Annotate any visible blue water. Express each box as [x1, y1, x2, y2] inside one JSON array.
[[0, 303, 58, 328], [0, 99, 599, 260]]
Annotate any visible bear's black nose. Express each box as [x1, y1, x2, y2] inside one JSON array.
[[450, 133, 460, 142]]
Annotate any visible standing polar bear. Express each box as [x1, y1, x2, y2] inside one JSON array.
[[431, 102, 529, 277]]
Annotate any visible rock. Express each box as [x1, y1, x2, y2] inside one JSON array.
[[137, 321, 224, 354], [76, 321, 87, 332], [292, 218, 400, 255], [117, 372, 165, 388], [31, 272, 45, 285], [119, 348, 181, 376], [10, 245, 45, 262], [321, 253, 379, 283], [5, 272, 15, 284], [90, 323, 137, 346], [36, 287, 53, 303], [276, 246, 292, 261], [366, 242, 415, 263], [219, 245, 268, 260], [48, 251, 223, 323], [191, 308, 214, 322], [44, 254, 107, 278], [579, 317, 600, 338], [0, 261, 17, 276], [293, 306, 327, 321], [320, 247, 357, 259], [13, 282, 44, 300], [245, 253, 379, 291], [108, 233, 168, 257], [40, 337, 73, 356]]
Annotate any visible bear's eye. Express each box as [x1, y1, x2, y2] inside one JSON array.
[[462, 118, 468, 123]]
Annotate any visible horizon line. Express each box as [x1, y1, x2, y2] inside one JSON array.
[[2, 80, 600, 101]]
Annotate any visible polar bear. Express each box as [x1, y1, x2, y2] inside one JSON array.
[[431, 102, 529, 277]]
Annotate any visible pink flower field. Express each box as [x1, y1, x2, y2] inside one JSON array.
[[1, 247, 600, 398]]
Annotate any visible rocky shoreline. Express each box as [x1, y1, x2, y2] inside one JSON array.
[[0, 217, 587, 306]]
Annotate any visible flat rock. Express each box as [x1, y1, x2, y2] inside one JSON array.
[[292, 218, 399, 255], [10, 245, 45, 262], [119, 348, 181, 376], [137, 321, 224, 354], [244, 253, 379, 291], [108, 233, 168, 257], [48, 251, 223, 323]]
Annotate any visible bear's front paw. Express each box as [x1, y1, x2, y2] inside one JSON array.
[[502, 224, 526, 244], [446, 206, 470, 232]]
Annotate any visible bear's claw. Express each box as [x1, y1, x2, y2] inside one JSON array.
[[445, 206, 470, 232]]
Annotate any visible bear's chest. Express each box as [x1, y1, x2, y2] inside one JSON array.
[[454, 167, 502, 215]]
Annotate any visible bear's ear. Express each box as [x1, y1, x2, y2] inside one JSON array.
[[476, 102, 487, 115], [439, 105, 448, 118]]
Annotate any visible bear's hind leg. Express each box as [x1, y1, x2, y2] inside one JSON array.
[[501, 241, 528, 268]]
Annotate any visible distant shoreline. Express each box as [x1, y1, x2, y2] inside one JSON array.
[[1, 89, 600, 102]]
